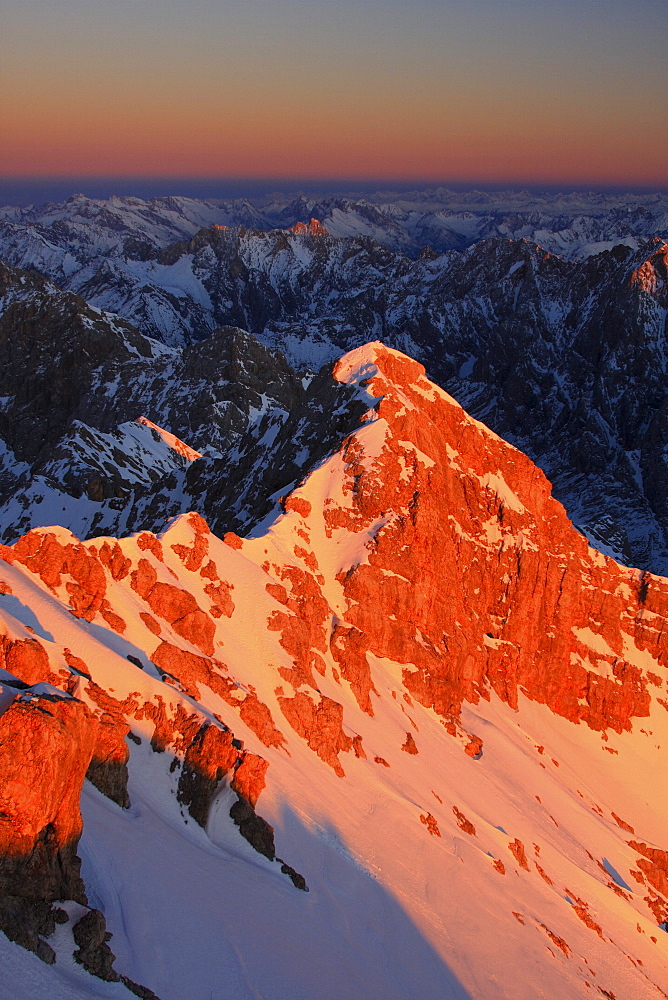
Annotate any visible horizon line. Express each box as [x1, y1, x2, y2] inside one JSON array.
[[2, 175, 667, 208]]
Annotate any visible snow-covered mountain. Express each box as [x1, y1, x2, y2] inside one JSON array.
[[1, 343, 668, 1000], [1, 187, 668, 996]]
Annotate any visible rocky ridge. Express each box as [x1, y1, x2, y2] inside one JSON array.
[[0, 262, 370, 545], [0, 521, 294, 989]]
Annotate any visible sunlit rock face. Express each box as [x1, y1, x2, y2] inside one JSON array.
[[321, 345, 666, 734], [0, 689, 96, 960]]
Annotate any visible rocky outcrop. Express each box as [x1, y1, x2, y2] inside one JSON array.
[[131, 558, 215, 655], [149, 641, 285, 748], [229, 797, 275, 860], [10, 529, 114, 625], [85, 717, 131, 810], [629, 841, 668, 922], [0, 634, 55, 686], [176, 723, 239, 827], [172, 717, 277, 861], [0, 626, 132, 811], [231, 753, 269, 808], [0, 689, 97, 962], [277, 692, 352, 777], [71, 908, 162, 996], [288, 218, 328, 236], [72, 908, 118, 981]]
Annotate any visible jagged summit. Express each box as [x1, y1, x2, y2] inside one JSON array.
[[630, 241, 668, 294], [334, 340, 507, 439]]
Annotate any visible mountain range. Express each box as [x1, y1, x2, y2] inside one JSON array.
[[1, 194, 667, 574], [3, 187, 668, 259]]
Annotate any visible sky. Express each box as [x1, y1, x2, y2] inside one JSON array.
[[2, 0, 667, 193]]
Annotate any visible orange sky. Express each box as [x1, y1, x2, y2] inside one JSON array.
[[2, 0, 667, 188]]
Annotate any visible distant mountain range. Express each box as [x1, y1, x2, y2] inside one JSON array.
[[3, 187, 667, 259]]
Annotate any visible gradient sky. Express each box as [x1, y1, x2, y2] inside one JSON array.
[[2, 0, 667, 189]]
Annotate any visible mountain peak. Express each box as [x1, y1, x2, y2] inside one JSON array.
[[288, 217, 328, 236], [630, 242, 668, 295], [1, 341, 668, 998], [333, 341, 506, 447]]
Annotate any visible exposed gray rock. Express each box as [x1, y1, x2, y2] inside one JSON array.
[[229, 795, 275, 861], [86, 757, 131, 810], [72, 908, 119, 982]]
